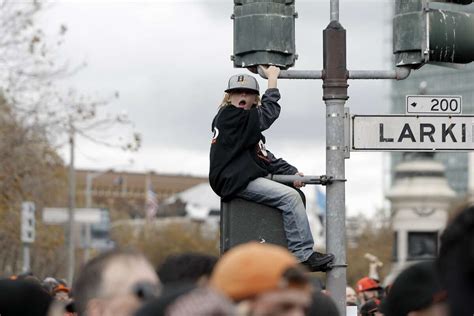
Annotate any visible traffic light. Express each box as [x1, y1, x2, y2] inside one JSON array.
[[232, 0, 297, 69], [394, 0, 474, 69]]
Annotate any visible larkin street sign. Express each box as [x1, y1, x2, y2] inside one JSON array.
[[351, 115, 474, 151]]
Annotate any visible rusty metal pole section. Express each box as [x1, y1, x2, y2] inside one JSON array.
[[323, 17, 349, 316]]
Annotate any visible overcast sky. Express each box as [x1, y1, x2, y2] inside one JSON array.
[[40, 0, 394, 216]]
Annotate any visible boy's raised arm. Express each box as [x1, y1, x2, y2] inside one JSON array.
[[259, 65, 280, 89]]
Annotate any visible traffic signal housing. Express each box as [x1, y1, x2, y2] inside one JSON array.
[[394, 0, 474, 69], [232, 0, 297, 69]]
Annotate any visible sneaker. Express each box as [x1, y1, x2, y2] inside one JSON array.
[[301, 252, 335, 272]]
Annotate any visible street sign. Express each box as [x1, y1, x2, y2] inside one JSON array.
[[406, 95, 462, 115], [43, 208, 103, 224], [21, 202, 35, 243], [352, 115, 474, 151]]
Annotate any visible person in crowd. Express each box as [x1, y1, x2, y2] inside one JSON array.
[[72, 248, 161, 316], [157, 252, 218, 286], [209, 242, 313, 316], [0, 278, 53, 316], [134, 283, 198, 316], [209, 65, 334, 272], [380, 261, 448, 316], [42, 277, 60, 295], [437, 203, 474, 316], [136, 284, 236, 316], [356, 276, 382, 305], [306, 291, 339, 316], [360, 298, 382, 316], [346, 286, 357, 306], [53, 283, 71, 302]]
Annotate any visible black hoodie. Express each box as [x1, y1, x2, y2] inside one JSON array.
[[209, 88, 298, 200]]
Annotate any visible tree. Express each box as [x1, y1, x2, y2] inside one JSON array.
[[346, 209, 394, 287], [111, 220, 219, 269], [0, 93, 67, 278], [0, 1, 140, 279]]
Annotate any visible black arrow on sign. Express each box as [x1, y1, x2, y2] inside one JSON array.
[[410, 102, 417, 108]]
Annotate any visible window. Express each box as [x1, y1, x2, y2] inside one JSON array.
[[407, 231, 438, 260]]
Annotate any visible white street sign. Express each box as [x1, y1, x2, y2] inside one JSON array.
[[43, 208, 103, 224], [21, 202, 35, 243], [406, 95, 462, 115], [352, 115, 474, 151]]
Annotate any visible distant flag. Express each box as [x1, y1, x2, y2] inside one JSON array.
[[316, 187, 326, 217], [145, 185, 159, 220]]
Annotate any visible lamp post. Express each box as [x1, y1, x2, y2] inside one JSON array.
[[67, 122, 76, 285]]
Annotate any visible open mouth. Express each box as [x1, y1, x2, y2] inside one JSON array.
[[239, 99, 247, 107]]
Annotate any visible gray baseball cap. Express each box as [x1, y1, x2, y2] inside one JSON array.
[[225, 74, 260, 95]]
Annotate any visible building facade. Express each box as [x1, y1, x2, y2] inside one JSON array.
[[75, 169, 208, 219]]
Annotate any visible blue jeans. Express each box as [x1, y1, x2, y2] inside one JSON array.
[[236, 177, 315, 262]]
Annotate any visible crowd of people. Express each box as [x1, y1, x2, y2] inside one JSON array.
[[0, 203, 472, 316]]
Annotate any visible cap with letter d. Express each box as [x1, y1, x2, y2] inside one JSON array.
[[225, 74, 259, 95]]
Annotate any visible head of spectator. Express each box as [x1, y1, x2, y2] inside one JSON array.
[[134, 283, 197, 316], [72, 248, 160, 316], [306, 291, 339, 316], [360, 298, 382, 316], [210, 242, 312, 316], [0, 279, 53, 316], [42, 277, 60, 295], [356, 277, 381, 305], [346, 286, 357, 305], [136, 285, 235, 316], [380, 261, 448, 316], [437, 203, 474, 316], [17, 271, 41, 284], [157, 252, 218, 286], [53, 283, 70, 302]]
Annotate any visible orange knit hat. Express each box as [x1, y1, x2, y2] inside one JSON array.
[[210, 242, 299, 301]]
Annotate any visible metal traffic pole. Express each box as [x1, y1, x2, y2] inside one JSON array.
[[324, 0, 348, 315]]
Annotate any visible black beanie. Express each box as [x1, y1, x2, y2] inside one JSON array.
[[0, 279, 53, 316], [380, 261, 446, 316]]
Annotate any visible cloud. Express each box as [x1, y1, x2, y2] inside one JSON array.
[[47, 0, 393, 216]]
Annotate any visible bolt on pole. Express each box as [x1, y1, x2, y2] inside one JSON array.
[[323, 1, 348, 314]]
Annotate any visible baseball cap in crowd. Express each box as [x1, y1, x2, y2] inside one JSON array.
[[380, 261, 447, 316], [356, 277, 381, 293], [225, 74, 260, 95], [209, 242, 302, 301], [53, 284, 70, 294]]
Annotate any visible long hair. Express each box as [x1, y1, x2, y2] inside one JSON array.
[[219, 93, 261, 108]]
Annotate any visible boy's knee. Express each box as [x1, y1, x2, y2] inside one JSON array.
[[283, 188, 303, 205]]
